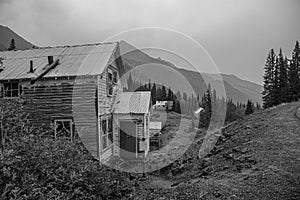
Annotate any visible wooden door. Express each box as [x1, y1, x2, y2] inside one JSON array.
[[120, 120, 137, 159]]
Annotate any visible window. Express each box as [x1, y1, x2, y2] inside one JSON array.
[[3, 82, 20, 97], [101, 115, 113, 151], [107, 84, 113, 96], [54, 119, 73, 141], [107, 67, 117, 96], [113, 71, 118, 83], [107, 68, 113, 82]]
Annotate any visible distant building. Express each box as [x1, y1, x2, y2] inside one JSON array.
[[153, 100, 173, 110]]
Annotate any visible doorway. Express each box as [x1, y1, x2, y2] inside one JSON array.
[[119, 120, 137, 159]]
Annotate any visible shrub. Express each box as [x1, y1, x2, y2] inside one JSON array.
[[0, 136, 134, 199]]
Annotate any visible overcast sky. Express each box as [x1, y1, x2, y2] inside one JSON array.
[[0, 0, 299, 84]]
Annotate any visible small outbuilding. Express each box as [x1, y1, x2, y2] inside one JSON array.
[[112, 91, 152, 160]]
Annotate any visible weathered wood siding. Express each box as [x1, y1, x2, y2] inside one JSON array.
[[22, 77, 99, 159], [97, 47, 124, 162]]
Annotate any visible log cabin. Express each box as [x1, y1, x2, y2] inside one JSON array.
[[0, 42, 152, 163]]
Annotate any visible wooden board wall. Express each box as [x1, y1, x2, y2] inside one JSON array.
[[22, 77, 99, 159]]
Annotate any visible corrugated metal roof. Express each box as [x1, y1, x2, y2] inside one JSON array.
[[113, 91, 151, 114], [0, 42, 118, 80]]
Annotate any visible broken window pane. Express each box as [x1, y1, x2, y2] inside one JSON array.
[[55, 119, 72, 140]]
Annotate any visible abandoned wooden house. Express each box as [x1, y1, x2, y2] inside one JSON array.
[[0, 42, 152, 162]]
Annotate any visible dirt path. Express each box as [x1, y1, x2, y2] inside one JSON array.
[[146, 117, 194, 172]]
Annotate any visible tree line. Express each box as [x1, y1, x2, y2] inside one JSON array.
[[262, 41, 300, 108], [126, 74, 259, 128]]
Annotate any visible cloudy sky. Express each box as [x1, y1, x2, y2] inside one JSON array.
[[0, 0, 299, 84]]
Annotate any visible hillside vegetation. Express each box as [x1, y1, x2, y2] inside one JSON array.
[[1, 101, 299, 199], [136, 102, 300, 199]]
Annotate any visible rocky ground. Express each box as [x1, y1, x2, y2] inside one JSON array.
[[132, 102, 300, 199]]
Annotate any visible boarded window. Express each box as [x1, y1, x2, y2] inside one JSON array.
[[54, 119, 73, 141]]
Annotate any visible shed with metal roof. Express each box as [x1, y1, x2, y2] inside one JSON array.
[[112, 91, 152, 159]]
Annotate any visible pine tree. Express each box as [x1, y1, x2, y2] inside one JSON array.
[[211, 89, 218, 128], [225, 99, 238, 123], [245, 100, 254, 115], [176, 91, 182, 100], [288, 41, 300, 101], [156, 87, 163, 100], [256, 103, 261, 110], [277, 49, 289, 103], [183, 92, 187, 101], [167, 87, 173, 101], [199, 86, 212, 128], [161, 85, 167, 101], [151, 83, 157, 105], [8, 38, 16, 51], [148, 79, 151, 92], [272, 56, 280, 106], [262, 49, 276, 108]]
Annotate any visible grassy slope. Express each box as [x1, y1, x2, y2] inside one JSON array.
[[135, 102, 300, 199], [1, 102, 299, 199]]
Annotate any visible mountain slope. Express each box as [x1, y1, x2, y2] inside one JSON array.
[[119, 40, 262, 104], [200, 102, 300, 199], [0, 25, 33, 51], [138, 102, 300, 199], [202, 73, 263, 104]]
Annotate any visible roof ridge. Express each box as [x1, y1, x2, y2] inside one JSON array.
[[0, 41, 118, 53]]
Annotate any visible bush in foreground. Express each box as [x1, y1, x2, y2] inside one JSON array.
[[0, 136, 133, 199]]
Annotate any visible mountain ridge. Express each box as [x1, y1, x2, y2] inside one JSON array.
[[0, 27, 263, 104], [119, 40, 262, 104], [0, 25, 34, 51]]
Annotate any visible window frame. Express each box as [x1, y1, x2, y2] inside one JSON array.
[[54, 119, 73, 141], [101, 114, 113, 151], [106, 66, 118, 97], [107, 83, 114, 97], [112, 71, 118, 84], [2, 82, 21, 98]]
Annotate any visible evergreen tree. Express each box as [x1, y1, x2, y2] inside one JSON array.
[[256, 103, 261, 110], [167, 87, 173, 101], [262, 49, 276, 108], [176, 91, 182, 100], [272, 56, 280, 106], [245, 100, 254, 115], [277, 49, 289, 103], [199, 86, 212, 128], [288, 41, 300, 101], [148, 79, 151, 92], [173, 99, 181, 113], [8, 38, 16, 51], [156, 87, 163, 100], [183, 92, 187, 101], [161, 85, 167, 101], [225, 99, 238, 123], [151, 83, 157, 105]]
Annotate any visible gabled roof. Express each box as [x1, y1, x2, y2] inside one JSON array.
[[0, 42, 118, 80], [113, 91, 151, 114]]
